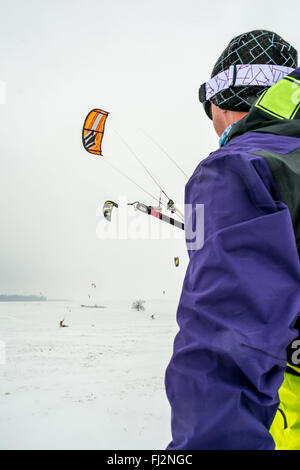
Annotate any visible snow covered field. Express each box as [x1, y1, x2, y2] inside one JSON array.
[[0, 300, 178, 450]]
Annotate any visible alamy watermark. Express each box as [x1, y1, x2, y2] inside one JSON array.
[[291, 80, 300, 105], [96, 196, 205, 251]]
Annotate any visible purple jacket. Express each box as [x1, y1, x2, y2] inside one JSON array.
[[165, 68, 300, 450]]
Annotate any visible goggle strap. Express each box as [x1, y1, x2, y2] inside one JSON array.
[[200, 64, 295, 102]]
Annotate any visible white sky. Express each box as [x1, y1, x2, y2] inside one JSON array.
[[0, 0, 299, 301]]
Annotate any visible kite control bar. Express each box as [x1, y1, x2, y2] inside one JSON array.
[[128, 201, 184, 231]]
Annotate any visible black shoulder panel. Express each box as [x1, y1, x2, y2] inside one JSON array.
[[252, 147, 300, 256]]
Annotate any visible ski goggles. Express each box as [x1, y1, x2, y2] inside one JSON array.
[[198, 64, 295, 120]]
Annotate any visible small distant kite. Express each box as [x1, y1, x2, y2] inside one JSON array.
[[103, 200, 119, 221], [174, 257, 179, 267], [91, 283, 96, 288], [82, 109, 109, 156]]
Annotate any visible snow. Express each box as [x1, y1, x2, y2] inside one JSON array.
[[0, 300, 178, 450]]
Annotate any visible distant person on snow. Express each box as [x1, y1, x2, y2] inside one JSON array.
[[165, 30, 300, 450]]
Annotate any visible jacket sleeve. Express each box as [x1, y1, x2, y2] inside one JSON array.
[[165, 152, 300, 450]]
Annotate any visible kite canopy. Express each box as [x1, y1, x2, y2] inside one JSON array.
[[174, 257, 179, 267], [103, 200, 119, 221], [82, 109, 109, 155]]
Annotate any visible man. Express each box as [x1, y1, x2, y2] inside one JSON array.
[[165, 30, 300, 450]]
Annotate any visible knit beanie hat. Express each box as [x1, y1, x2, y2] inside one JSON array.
[[210, 30, 298, 111]]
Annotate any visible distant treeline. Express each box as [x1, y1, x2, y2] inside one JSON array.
[[0, 295, 47, 302]]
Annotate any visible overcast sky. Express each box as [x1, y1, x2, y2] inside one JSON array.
[[0, 0, 298, 301]]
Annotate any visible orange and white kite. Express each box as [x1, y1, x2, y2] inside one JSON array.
[[82, 108, 109, 156]]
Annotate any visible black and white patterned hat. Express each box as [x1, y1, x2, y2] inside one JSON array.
[[211, 30, 298, 111]]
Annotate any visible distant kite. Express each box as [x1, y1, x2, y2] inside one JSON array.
[[82, 109, 109, 156], [103, 200, 119, 222], [174, 257, 179, 267]]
